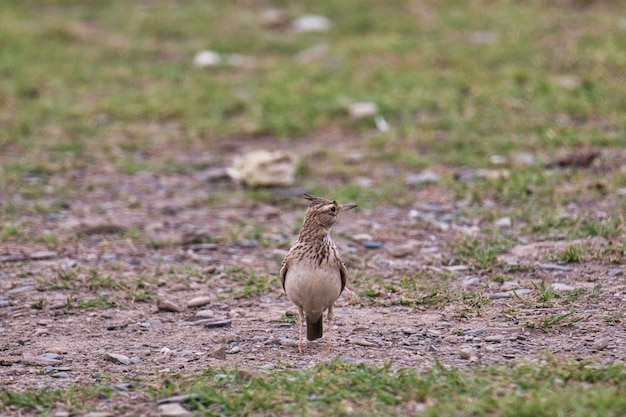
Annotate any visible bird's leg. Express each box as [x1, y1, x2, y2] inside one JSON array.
[[297, 309, 305, 353], [326, 306, 334, 352]]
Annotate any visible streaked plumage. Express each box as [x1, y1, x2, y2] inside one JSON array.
[[280, 194, 357, 353]]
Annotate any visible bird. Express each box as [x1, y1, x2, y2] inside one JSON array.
[[280, 193, 357, 353]]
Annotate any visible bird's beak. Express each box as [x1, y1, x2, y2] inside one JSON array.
[[340, 203, 357, 212]]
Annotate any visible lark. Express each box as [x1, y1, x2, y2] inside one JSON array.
[[280, 194, 357, 353]]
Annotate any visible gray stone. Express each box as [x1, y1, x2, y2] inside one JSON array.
[[193, 50, 221, 67], [104, 353, 131, 365], [405, 170, 440, 186], [29, 250, 58, 260], [539, 263, 572, 271], [195, 309, 215, 318], [485, 335, 505, 343], [608, 268, 623, 278], [490, 289, 532, 299], [360, 240, 384, 249], [551, 283, 576, 292]]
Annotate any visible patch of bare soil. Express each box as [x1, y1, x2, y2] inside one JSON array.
[[1, 141, 625, 396]]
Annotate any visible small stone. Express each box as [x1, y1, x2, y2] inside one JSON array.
[[489, 289, 532, 299], [401, 327, 419, 335], [157, 393, 201, 405], [296, 43, 329, 64], [551, 283, 576, 292], [189, 243, 218, 251], [195, 309, 215, 318], [608, 268, 623, 278], [592, 337, 610, 352], [104, 353, 130, 365], [485, 335, 505, 343], [495, 217, 512, 228], [459, 347, 474, 359], [388, 243, 416, 258], [211, 345, 226, 360], [360, 240, 384, 249], [464, 329, 484, 336], [490, 155, 508, 165], [279, 338, 298, 347], [351, 339, 378, 347], [347, 102, 378, 119], [226, 346, 241, 354], [29, 250, 58, 260], [260, 8, 289, 28], [500, 281, 520, 291], [84, 413, 116, 417], [157, 403, 191, 417], [405, 170, 440, 186], [187, 296, 213, 308], [293, 14, 331, 32], [203, 319, 232, 329], [352, 233, 374, 241], [539, 263, 572, 271], [157, 297, 184, 313], [193, 50, 221, 67], [233, 239, 258, 248], [259, 363, 276, 370]]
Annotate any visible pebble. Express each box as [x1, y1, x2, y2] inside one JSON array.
[[260, 8, 289, 28], [0, 298, 12, 308], [360, 240, 384, 249], [226, 346, 241, 354], [189, 243, 218, 251], [193, 50, 221, 67], [6, 285, 36, 295], [592, 337, 610, 352], [296, 43, 329, 64], [203, 319, 232, 329], [23, 355, 62, 366], [84, 412, 116, 417], [279, 337, 298, 347], [258, 363, 276, 370], [404, 170, 440, 186], [347, 102, 378, 119], [500, 281, 521, 291], [156, 297, 184, 313], [388, 243, 415, 258], [233, 239, 258, 248], [401, 327, 419, 335], [195, 309, 215, 318], [495, 217, 512, 228], [459, 347, 476, 360], [607, 268, 623, 278], [29, 250, 58, 260], [157, 403, 191, 417], [157, 393, 201, 405], [485, 335, 505, 343], [293, 14, 331, 32], [211, 345, 226, 360], [104, 353, 131, 365], [490, 289, 532, 299], [464, 329, 484, 336], [351, 338, 378, 347], [551, 283, 576, 291], [187, 296, 213, 308], [539, 263, 572, 271]]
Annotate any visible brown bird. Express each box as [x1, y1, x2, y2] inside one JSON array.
[[280, 194, 357, 353]]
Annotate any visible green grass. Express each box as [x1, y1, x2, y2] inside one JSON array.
[[2, 359, 625, 416]]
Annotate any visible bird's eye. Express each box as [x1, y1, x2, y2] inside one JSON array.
[[329, 206, 337, 213]]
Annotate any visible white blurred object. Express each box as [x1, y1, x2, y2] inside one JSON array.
[[293, 14, 331, 32], [228, 150, 297, 187], [193, 50, 221, 67]]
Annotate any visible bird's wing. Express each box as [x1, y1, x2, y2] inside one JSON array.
[[339, 260, 347, 293], [279, 257, 288, 291]]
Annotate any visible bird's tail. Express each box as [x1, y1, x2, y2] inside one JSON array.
[[306, 315, 323, 341]]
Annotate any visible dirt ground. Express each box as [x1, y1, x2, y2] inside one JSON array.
[[1, 137, 625, 394]]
